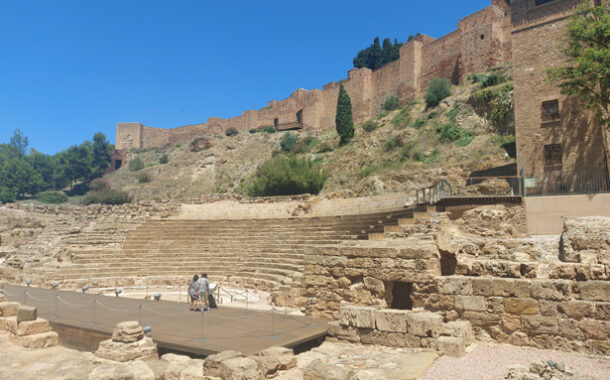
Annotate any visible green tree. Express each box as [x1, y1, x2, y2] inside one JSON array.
[[0, 158, 43, 198], [9, 129, 29, 158], [248, 155, 326, 196], [547, 1, 610, 175], [336, 85, 355, 146], [280, 132, 299, 152], [90, 132, 112, 180]]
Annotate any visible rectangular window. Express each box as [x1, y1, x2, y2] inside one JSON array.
[[542, 100, 560, 122], [544, 144, 562, 168]]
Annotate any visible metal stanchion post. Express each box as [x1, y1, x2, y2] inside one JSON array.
[[283, 304, 288, 319], [270, 308, 276, 339], [198, 310, 206, 343], [52, 294, 59, 320], [92, 295, 97, 326]]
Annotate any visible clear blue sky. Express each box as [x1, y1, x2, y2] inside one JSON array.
[[0, 0, 491, 155]]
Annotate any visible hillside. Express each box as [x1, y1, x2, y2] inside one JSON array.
[[107, 67, 516, 201]]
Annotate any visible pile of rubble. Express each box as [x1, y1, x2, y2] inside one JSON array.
[[0, 297, 58, 349], [506, 360, 594, 380]]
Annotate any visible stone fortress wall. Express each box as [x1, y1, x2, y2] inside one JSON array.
[[116, 0, 512, 151]]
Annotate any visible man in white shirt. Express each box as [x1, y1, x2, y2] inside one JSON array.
[[196, 273, 210, 311]]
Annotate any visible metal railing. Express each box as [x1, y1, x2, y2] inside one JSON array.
[[524, 172, 610, 196]]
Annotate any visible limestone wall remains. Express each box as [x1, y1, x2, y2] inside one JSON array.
[[116, 1, 512, 150]]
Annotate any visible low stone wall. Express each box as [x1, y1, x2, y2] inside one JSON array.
[[2, 201, 180, 220], [176, 193, 411, 220], [413, 276, 610, 354], [304, 237, 440, 319]]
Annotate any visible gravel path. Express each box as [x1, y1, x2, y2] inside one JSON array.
[[419, 343, 610, 380]]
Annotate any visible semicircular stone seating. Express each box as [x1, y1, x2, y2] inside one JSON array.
[[38, 208, 418, 292]]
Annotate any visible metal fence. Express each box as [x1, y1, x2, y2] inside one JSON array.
[[525, 172, 610, 197]]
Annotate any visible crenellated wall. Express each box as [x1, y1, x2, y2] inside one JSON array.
[[116, 1, 513, 151]]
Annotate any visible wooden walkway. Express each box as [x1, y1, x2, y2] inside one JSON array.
[[2, 285, 327, 356]]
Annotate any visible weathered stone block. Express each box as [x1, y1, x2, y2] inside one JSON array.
[[521, 316, 558, 335], [557, 318, 584, 340], [472, 278, 494, 296], [339, 304, 375, 329], [578, 320, 610, 340], [504, 298, 539, 315], [112, 321, 144, 343], [442, 321, 474, 345], [202, 350, 242, 378], [16, 306, 37, 324], [303, 359, 355, 380], [493, 279, 530, 298], [324, 256, 347, 267], [462, 311, 501, 327], [0, 302, 20, 317], [558, 301, 594, 319], [436, 277, 472, 295], [374, 309, 408, 333], [538, 300, 558, 317], [454, 296, 486, 312], [326, 322, 360, 343], [220, 356, 263, 380], [530, 280, 570, 301], [590, 339, 610, 355], [8, 317, 51, 336], [363, 277, 384, 297], [10, 331, 58, 349], [95, 337, 158, 362], [578, 281, 610, 302], [595, 302, 610, 320], [253, 346, 296, 378], [407, 312, 442, 338], [486, 297, 505, 314], [437, 336, 467, 357]]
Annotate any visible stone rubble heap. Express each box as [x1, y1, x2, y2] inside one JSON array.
[[0, 302, 58, 349], [506, 360, 594, 380], [94, 321, 159, 363]]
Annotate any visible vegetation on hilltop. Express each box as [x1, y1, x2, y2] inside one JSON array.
[[353, 37, 403, 70]]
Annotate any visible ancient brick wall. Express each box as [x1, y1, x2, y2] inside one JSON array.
[[117, 1, 513, 150], [511, 0, 607, 189]]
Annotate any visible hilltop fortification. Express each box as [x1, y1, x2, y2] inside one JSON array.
[[116, 0, 512, 151]]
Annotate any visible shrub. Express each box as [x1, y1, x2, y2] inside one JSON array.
[[0, 190, 16, 204], [137, 172, 153, 183], [383, 136, 403, 152], [412, 118, 426, 129], [248, 155, 326, 196], [264, 127, 276, 134], [437, 123, 463, 143], [446, 103, 460, 122], [392, 113, 408, 128], [37, 191, 68, 204], [425, 149, 440, 164], [382, 95, 400, 111], [336, 84, 354, 146], [249, 129, 258, 134], [280, 132, 299, 152], [90, 178, 111, 192], [290, 136, 317, 154], [427, 111, 438, 120], [225, 128, 239, 137], [425, 78, 452, 108], [316, 142, 334, 153], [128, 157, 144, 172], [362, 120, 379, 132], [413, 151, 425, 162], [376, 110, 390, 120], [159, 154, 169, 164], [83, 188, 132, 205], [358, 164, 378, 179], [456, 135, 475, 147]]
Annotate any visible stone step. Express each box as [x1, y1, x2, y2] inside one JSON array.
[[367, 233, 387, 241], [383, 225, 402, 234]]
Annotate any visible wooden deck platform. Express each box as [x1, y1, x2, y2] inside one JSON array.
[[2, 285, 327, 356]]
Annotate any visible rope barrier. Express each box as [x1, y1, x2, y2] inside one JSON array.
[[94, 299, 140, 314], [1, 289, 19, 298], [57, 295, 93, 307], [24, 291, 47, 302]]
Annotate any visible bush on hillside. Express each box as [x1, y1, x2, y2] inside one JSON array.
[[280, 132, 299, 152], [0, 190, 16, 204], [383, 136, 404, 152], [248, 155, 326, 196], [362, 120, 379, 132], [37, 191, 68, 204], [128, 157, 144, 172], [90, 178, 111, 192], [425, 78, 452, 108], [382, 95, 400, 111], [82, 188, 132, 205], [137, 172, 153, 183], [316, 142, 334, 153], [291, 136, 318, 154], [159, 154, 169, 164], [225, 128, 239, 137]]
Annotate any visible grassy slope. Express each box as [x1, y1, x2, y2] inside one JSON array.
[[107, 72, 516, 201]]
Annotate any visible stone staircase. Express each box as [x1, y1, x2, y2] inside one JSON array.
[[367, 205, 434, 240], [39, 209, 417, 291]]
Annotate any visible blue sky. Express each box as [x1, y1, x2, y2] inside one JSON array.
[[0, 0, 491, 155]]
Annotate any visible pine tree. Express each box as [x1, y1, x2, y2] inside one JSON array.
[[336, 85, 354, 146]]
